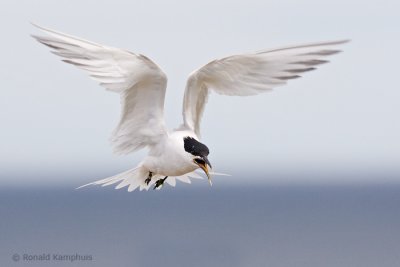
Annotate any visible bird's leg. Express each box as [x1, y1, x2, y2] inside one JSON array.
[[153, 176, 168, 190], [145, 172, 153, 185]]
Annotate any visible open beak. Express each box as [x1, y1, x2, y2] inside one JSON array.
[[197, 156, 213, 186]]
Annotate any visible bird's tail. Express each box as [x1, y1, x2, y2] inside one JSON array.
[[77, 166, 231, 192], [76, 165, 157, 192]]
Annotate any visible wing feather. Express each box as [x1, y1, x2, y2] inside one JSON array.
[[32, 24, 168, 154], [182, 40, 349, 136]]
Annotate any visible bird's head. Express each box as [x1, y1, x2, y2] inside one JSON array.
[[183, 136, 212, 185]]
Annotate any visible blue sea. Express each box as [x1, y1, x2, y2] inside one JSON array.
[[1, 182, 400, 267]]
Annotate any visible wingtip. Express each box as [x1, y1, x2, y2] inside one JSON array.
[[335, 39, 351, 45], [30, 22, 44, 41], [319, 39, 351, 45], [30, 22, 51, 38], [334, 39, 350, 43], [29, 22, 63, 37], [30, 21, 44, 30]]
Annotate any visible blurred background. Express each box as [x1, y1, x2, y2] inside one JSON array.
[[1, 0, 399, 266]]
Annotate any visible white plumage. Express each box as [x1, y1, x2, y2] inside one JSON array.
[[32, 23, 348, 191]]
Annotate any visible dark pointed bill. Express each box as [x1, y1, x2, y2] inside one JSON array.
[[196, 156, 213, 186]]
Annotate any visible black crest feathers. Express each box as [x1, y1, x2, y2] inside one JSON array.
[[183, 137, 209, 157]]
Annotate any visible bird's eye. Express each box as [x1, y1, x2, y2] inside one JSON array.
[[194, 158, 205, 165]]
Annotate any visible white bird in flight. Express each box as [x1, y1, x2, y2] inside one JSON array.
[[32, 24, 348, 191]]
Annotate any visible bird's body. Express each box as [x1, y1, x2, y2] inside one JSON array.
[[143, 130, 199, 177], [32, 23, 348, 191]]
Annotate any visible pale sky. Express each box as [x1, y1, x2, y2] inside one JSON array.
[[1, 0, 399, 185]]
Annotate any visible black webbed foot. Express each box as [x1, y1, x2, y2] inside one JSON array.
[[145, 172, 153, 185], [153, 176, 168, 190]]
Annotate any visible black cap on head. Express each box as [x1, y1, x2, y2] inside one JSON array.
[[183, 137, 209, 157]]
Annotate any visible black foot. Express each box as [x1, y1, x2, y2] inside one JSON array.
[[145, 172, 153, 185], [153, 176, 168, 190]]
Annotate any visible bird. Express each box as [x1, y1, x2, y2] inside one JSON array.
[[32, 23, 348, 192]]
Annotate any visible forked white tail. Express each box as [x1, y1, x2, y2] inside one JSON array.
[[77, 166, 155, 192], [76, 166, 229, 192]]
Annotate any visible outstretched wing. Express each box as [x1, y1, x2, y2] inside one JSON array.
[[182, 40, 349, 136], [32, 24, 168, 154]]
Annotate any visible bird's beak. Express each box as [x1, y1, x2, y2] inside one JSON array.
[[197, 156, 213, 186]]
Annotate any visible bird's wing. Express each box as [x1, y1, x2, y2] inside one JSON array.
[[182, 40, 349, 136], [32, 24, 168, 154]]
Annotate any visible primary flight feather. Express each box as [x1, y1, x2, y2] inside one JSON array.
[[32, 23, 348, 191]]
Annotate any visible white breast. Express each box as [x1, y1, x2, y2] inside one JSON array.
[[142, 130, 199, 176]]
